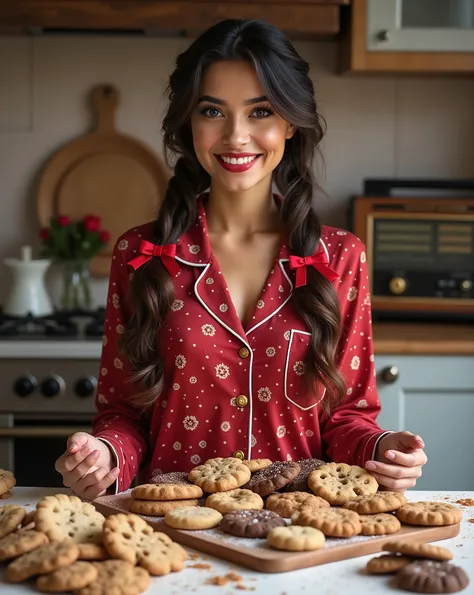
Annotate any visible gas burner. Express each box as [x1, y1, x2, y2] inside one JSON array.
[[0, 308, 105, 338]]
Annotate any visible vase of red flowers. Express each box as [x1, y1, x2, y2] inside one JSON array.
[[39, 214, 110, 311]]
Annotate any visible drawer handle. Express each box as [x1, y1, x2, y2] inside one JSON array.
[[380, 366, 399, 384]]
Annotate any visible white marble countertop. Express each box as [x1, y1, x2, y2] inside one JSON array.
[[0, 339, 102, 359], [1, 488, 474, 594]]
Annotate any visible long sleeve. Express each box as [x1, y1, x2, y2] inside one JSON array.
[[321, 236, 390, 467], [92, 236, 152, 492]]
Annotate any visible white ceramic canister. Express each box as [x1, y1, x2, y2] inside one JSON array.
[[3, 245, 53, 317]]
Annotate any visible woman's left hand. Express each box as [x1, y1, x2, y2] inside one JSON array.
[[364, 431, 427, 492]]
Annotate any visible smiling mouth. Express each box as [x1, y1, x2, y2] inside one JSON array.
[[215, 154, 262, 172]]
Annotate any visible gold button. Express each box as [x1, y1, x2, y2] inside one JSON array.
[[233, 450, 245, 460], [238, 347, 250, 359], [236, 395, 248, 407]]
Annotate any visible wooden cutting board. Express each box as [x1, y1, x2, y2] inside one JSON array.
[[36, 84, 170, 276], [92, 492, 460, 573]]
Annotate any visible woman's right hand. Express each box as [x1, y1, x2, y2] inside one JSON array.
[[55, 432, 120, 500]]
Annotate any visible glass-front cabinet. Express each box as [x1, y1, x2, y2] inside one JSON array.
[[367, 0, 474, 52]]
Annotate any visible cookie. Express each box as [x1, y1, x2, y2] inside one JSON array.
[[131, 483, 203, 501], [188, 458, 251, 493], [5, 541, 79, 583], [73, 560, 150, 595], [220, 509, 286, 538], [0, 470, 16, 498], [308, 463, 378, 505], [383, 540, 453, 561], [242, 461, 301, 497], [165, 506, 223, 530], [150, 471, 192, 485], [130, 498, 199, 516], [35, 494, 105, 544], [103, 513, 187, 576], [359, 513, 401, 536], [21, 509, 37, 528], [242, 459, 272, 472], [396, 501, 463, 526], [36, 560, 98, 592], [285, 459, 326, 492], [77, 543, 109, 561], [0, 505, 26, 538], [292, 507, 361, 538], [267, 525, 325, 551], [0, 529, 49, 561], [366, 553, 414, 574], [265, 492, 330, 518], [343, 491, 407, 514], [205, 489, 264, 514], [396, 560, 469, 594]]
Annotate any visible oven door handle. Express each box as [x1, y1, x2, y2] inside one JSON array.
[[0, 427, 91, 438]]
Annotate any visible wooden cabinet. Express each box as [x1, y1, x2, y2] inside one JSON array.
[[0, 1, 349, 38], [341, 0, 474, 73], [375, 355, 474, 491]]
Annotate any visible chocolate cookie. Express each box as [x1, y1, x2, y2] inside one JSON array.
[[396, 560, 469, 594], [242, 461, 301, 497], [150, 472, 191, 486], [220, 510, 286, 538], [285, 459, 325, 492]]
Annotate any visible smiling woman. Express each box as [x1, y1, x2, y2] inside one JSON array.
[[53, 19, 428, 501]]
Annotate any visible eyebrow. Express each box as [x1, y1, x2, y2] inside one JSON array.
[[197, 95, 268, 106]]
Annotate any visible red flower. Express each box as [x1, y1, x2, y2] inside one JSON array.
[[99, 230, 111, 243], [57, 215, 70, 227], [83, 215, 101, 232], [40, 228, 50, 241]]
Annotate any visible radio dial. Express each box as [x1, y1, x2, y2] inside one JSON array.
[[389, 277, 407, 295], [460, 279, 473, 292], [13, 374, 37, 398], [40, 375, 65, 398]]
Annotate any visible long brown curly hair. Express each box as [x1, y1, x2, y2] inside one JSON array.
[[119, 19, 346, 412]]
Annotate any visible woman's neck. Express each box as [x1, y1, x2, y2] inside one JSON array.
[[205, 186, 281, 237]]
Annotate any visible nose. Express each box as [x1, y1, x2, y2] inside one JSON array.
[[222, 115, 250, 148]]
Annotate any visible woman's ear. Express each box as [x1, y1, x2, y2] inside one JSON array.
[[285, 124, 296, 139]]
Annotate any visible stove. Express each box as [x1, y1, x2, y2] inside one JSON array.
[[0, 308, 105, 486]]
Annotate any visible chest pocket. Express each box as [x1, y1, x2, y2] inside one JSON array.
[[284, 329, 326, 411]]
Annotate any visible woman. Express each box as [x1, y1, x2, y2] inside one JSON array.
[[55, 19, 427, 500]]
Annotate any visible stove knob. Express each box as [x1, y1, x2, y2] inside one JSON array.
[[40, 375, 65, 398], [74, 376, 97, 398], [13, 374, 37, 397]]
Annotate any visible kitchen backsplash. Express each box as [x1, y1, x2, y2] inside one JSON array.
[[1, 35, 474, 308]]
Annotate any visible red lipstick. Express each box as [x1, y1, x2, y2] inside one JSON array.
[[215, 153, 261, 173]]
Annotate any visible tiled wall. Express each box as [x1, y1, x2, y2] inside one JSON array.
[[1, 35, 473, 307]]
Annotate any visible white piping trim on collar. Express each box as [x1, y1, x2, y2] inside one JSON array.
[[175, 256, 208, 268]]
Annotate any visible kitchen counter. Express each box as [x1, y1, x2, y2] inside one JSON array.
[[0, 487, 473, 594], [0, 324, 473, 359]]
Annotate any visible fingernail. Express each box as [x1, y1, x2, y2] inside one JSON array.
[[91, 450, 100, 458], [69, 443, 77, 452], [111, 468, 120, 476], [365, 462, 376, 470], [386, 451, 395, 460]]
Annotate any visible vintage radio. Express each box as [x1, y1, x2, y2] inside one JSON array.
[[351, 186, 474, 321]]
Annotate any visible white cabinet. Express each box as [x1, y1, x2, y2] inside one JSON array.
[[367, 0, 474, 53], [375, 355, 474, 491]]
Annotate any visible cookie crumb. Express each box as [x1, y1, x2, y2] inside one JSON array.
[[189, 553, 200, 560], [468, 518, 474, 524], [189, 563, 212, 570], [206, 573, 243, 586], [226, 572, 243, 582], [235, 586, 256, 591], [456, 498, 474, 506]]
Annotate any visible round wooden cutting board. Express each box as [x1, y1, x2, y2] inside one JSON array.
[[37, 84, 170, 276]]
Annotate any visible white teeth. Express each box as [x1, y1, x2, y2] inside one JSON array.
[[220, 155, 257, 165]]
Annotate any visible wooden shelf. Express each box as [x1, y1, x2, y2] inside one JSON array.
[[373, 323, 474, 355]]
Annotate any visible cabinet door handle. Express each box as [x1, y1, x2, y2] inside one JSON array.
[[380, 366, 399, 384]]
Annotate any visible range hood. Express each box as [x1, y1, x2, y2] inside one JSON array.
[[0, 1, 349, 38]]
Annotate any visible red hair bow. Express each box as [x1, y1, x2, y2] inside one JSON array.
[[288, 249, 339, 288], [127, 240, 180, 277]]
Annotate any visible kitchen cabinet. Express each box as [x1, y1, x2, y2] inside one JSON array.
[[375, 354, 474, 491], [341, 0, 474, 73], [0, 1, 349, 38]]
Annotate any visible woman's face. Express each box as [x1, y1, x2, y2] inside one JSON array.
[[190, 60, 294, 195]]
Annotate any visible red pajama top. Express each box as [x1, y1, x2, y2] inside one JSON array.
[[92, 196, 389, 493]]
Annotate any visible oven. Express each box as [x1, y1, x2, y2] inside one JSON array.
[[0, 357, 100, 487]]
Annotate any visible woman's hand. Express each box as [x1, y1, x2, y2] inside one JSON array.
[[364, 431, 427, 492], [55, 431, 119, 500]]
